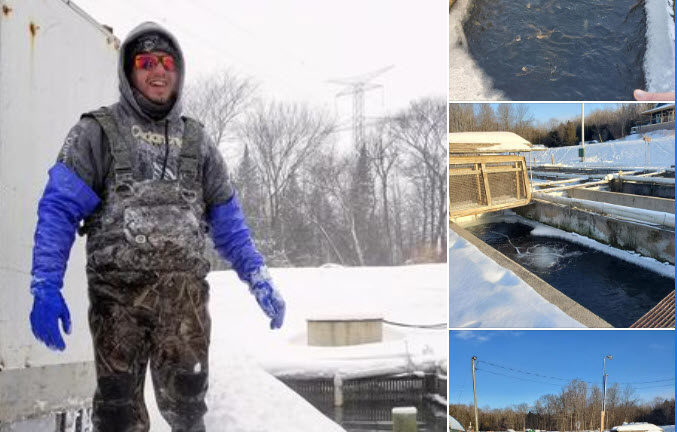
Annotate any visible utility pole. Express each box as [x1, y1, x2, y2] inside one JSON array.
[[601, 354, 613, 432], [472, 356, 479, 432]]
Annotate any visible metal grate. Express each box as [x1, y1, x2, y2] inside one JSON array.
[[450, 155, 531, 218], [631, 290, 675, 328], [279, 373, 445, 404], [55, 408, 92, 432]]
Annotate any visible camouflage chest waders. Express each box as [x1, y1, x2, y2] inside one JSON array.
[[83, 108, 211, 432]]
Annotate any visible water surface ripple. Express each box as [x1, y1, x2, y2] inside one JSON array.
[[469, 222, 673, 328], [462, 0, 647, 100]]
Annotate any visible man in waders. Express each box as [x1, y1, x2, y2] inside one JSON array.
[[28, 22, 285, 431]]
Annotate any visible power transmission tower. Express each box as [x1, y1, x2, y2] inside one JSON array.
[[328, 65, 394, 148]]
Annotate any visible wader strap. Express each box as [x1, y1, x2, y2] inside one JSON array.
[[179, 116, 201, 185], [82, 107, 133, 185]]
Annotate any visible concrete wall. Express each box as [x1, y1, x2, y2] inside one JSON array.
[[637, 120, 675, 134], [516, 201, 675, 264], [569, 188, 675, 214], [0, 0, 117, 371], [307, 319, 383, 346], [610, 179, 675, 199], [0, 362, 95, 423]]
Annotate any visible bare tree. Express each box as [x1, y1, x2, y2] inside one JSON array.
[[183, 69, 257, 147], [366, 121, 399, 265], [393, 97, 447, 256], [239, 100, 335, 247]]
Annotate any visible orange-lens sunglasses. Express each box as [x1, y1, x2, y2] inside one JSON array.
[[133, 53, 176, 72]]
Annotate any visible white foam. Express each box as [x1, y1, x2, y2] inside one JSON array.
[[514, 219, 676, 280]]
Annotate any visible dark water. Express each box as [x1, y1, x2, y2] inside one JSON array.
[[312, 401, 447, 432], [462, 0, 647, 100], [468, 222, 674, 327]]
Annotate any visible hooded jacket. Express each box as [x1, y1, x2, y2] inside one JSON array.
[[57, 22, 233, 207]]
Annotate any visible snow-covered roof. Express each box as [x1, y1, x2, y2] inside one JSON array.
[[449, 415, 465, 431], [449, 131, 534, 153], [641, 103, 675, 115], [612, 423, 664, 432]]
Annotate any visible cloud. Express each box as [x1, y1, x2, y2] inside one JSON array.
[[453, 330, 492, 342]]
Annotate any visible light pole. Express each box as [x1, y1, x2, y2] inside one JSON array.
[[472, 356, 479, 432], [601, 355, 613, 432]]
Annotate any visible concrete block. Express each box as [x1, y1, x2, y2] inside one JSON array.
[[307, 318, 383, 346], [392, 406, 418, 432]]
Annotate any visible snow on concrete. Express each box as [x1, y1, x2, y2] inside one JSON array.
[[144, 264, 447, 431], [533, 130, 675, 168], [644, 0, 676, 92], [449, 228, 585, 328], [449, 0, 504, 101]]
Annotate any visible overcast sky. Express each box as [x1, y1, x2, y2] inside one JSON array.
[[74, 0, 447, 123]]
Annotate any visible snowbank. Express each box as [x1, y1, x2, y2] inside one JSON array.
[[533, 131, 675, 168], [449, 228, 585, 328], [449, 0, 504, 100], [644, 0, 676, 92], [145, 265, 447, 431]]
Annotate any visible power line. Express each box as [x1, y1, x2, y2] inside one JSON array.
[[478, 359, 674, 389], [478, 360, 593, 384], [625, 383, 676, 391], [475, 367, 565, 388], [190, 0, 327, 79], [615, 378, 675, 385], [116, 0, 317, 98]]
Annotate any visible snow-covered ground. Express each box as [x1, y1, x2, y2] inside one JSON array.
[[144, 265, 447, 431], [532, 130, 675, 169], [449, 227, 585, 328]]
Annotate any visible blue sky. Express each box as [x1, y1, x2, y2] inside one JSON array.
[[450, 330, 675, 408], [488, 103, 582, 125]]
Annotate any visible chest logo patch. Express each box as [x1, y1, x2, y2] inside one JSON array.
[[131, 124, 183, 148]]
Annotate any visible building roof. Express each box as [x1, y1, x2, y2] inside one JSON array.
[[641, 103, 675, 115], [449, 131, 534, 153]]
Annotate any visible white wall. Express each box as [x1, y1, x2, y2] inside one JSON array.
[[0, 0, 118, 370]]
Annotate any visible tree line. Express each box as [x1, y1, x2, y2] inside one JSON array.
[[449, 379, 675, 432], [185, 70, 447, 268], [449, 103, 655, 148]]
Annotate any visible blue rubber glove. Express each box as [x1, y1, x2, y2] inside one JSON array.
[[30, 288, 71, 351], [208, 196, 285, 329], [247, 267, 286, 329], [29, 163, 100, 350]]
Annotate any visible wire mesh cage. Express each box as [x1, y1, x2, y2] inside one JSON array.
[[449, 155, 531, 218]]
